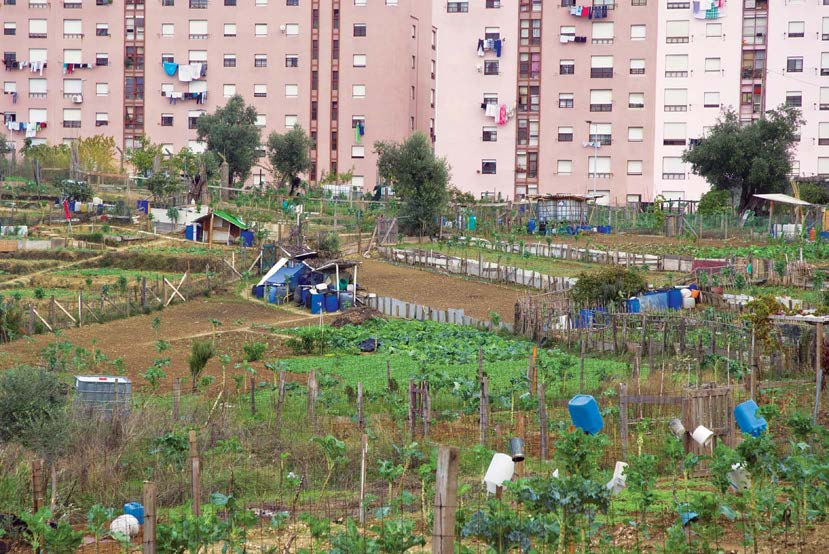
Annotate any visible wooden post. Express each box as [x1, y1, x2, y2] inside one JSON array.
[[408, 379, 416, 440], [619, 383, 629, 458], [307, 370, 318, 432], [423, 381, 431, 440], [815, 322, 824, 425], [189, 430, 200, 515], [141, 277, 147, 311], [538, 382, 547, 462], [750, 330, 757, 400], [357, 382, 365, 431], [358, 433, 368, 525], [250, 375, 256, 415], [432, 445, 460, 554], [31, 459, 44, 512], [529, 345, 538, 395], [480, 376, 489, 447], [579, 332, 586, 392], [142, 481, 156, 554], [78, 291, 83, 326], [276, 370, 286, 427], [172, 378, 181, 423], [387, 359, 393, 391], [515, 415, 526, 478]]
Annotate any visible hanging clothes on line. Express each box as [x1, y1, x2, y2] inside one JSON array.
[[485, 103, 499, 120], [178, 65, 193, 82], [163, 61, 179, 76], [477, 39, 485, 57], [498, 104, 507, 126], [494, 39, 502, 58]]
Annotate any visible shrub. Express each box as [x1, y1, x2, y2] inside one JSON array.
[[74, 232, 104, 244], [0, 366, 67, 453], [242, 341, 267, 362], [33, 287, 45, 300], [313, 232, 341, 258], [697, 189, 732, 216], [188, 340, 215, 392], [570, 266, 646, 307], [0, 296, 23, 343]]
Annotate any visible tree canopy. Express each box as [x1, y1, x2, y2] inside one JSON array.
[[196, 95, 261, 185], [76, 135, 118, 175], [682, 105, 802, 211], [266, 126, 313, 193], [127, 138, 218, 201], [374, 132, 450, 237]]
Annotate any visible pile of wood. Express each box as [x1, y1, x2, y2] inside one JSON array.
[[330, 306, 383, 328]]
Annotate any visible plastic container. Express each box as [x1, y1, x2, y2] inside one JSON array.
[[240, 230, 254, 247], [626, 297, 641, 313], [527, 219, 537, 234], [268, 286, 278, 304], [683, 297, 696, 309], [691, 425, 715, 447], [734, 399, 767, 437], [668, 418, 686, 438], [123, 502, 144, 525], [667, 288, 683, 310], [310, 293, 324, 314], [567, 394, 604, 434], [509, 438, 525, 462], [483, 453, 515, 494], [468, 214, 477, 231], [300, 287, 311, 306], [339, 292, 354, 310], [253, 285, 265, 299], [324, 293, 339, 313], [110, 515, 140, 537], [680, 288, 692, 298]]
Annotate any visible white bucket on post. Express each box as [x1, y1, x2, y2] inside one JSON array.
[[483, 453, 515, 494], [691, 425, 715, 446], [606, 461, 628, 495]]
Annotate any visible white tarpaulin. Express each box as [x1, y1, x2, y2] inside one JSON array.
[[753, 193, 813, 207]]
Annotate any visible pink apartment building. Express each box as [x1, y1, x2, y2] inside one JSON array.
[[2, 0, 435, 191]]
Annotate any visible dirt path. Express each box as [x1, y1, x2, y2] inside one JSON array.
[[357, 258, 523, 321]]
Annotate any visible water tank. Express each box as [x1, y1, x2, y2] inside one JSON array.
[[74, 376, 131, 416], [310, 293, 324, 314], [734, 399, 767, 437], [268, 286, 278, 304], [123, 502, 145, 525], [568, 394, 603, 434], [667, 288, 683, 310], [252, 285, 265, 299], [527, 219, 537, 234], [324, 293, 339, 313], [627, 297, 641, 313]]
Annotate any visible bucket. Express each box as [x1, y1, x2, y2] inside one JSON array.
[[123, 502, 144, 525], [691, 425, 715, 447], [310, 293, 324, 314], [483, 453, 515, 494], [734, 399, 767, 437], [682, 297, 696, 309], [680, 288, 691, 298], [668, 418, 686, 439], [509, 438, 525, 462], [568, 394, 604, 434], [324, 293, 339, 313]]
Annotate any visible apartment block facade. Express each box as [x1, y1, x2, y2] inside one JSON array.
[[1, 0, 435, 190]]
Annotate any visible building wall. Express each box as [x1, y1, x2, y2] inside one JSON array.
[[652, 3, 741, 201], [1, 1, 125, 150], [432, 0, 518, 200], [766, 1, 827, 179], [539, 1, 658, 204]]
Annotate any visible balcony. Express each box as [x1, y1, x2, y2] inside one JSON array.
[[663, 139, 686, 146], [662, 173, 685, 180], [665, 105, 687, 112], [589, 134, 612, 145], [189, 0, 207, 6], [590, 67, 613, 78], [29, 92, 47, 98], [665, 71, 688, 78], [189, 34, 209, 39], [589, 103, 612, 112], [557, 133, 573, 142], [29, 33, 48, 39], [64, 33, 84, 39], [62, 121, 81, 128]]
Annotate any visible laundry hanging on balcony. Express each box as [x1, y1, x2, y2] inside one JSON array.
[[355, 121, 365, 143], [569, 5, 607, 18], [692, 0, 724, 19], [163, 61, 179, 76]]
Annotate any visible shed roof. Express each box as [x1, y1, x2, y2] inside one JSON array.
[[753, 194, 813, 207], [194, 209, 248, 229], [529, 193, 604, 202], [303, 258, 361, 272]]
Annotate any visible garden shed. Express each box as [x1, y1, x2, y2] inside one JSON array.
[[530, 194, 600, 225], [192, 209, 251, 246]]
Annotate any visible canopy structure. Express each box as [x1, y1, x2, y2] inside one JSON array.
[[753, 193, 813, 207]]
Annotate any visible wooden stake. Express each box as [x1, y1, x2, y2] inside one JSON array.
[[358, 433, 368, 525], [189, 430, 200, 515], [539, 382, 547, 462], [357, 382, 365, 431], [432, 445, 460, 554], [276, 370, 286, 427], [250, 375, 256, 415], [142, 481, 156, 554], [480, 376, 489, 447], [172, 378, 181, 423], [31, 459, 44, 512], [815, 322, 824, 425], [307, 370, 318, 432]]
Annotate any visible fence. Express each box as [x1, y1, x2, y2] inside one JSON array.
[[377, 246, 574, 292], [365, 294, 513, 332]]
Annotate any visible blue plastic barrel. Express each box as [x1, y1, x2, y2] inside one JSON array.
[[300, 287, 311, 306], [124, 502, 145, 525], [527, 219, 537, 234], [253, 285, 265, 299], [240, 230, 254, 247], [310, 293, 324, 314], [821, 231, 829, 240], [268, 286, 278, 304], [626, 298, 641, 313], [667, 288, 683, 310], [734, 400, 767, 437], [568, 394, 603, 434], [324, 293, 339, 313]]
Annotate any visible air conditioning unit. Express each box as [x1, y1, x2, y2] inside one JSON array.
[[72, 94, 83, 104]]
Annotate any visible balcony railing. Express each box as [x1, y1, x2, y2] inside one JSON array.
[[62, 121, 81, 128], [590, 67, 613, 78], [589, 103, 612, 112]]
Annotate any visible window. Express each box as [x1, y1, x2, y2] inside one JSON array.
[[96, 24, 109, 37], [590, 56, 613, 78], [284, 23, 299, 36], [29, 19, 48, 38], [481, 160, 496, 174], [663, 122, 686, 145], [787, 57, 803, 72], [29, 78, 47, 95], [386, 0, 398, 4], [662, 156, 685, 179], [630, 58, 645, 75], [95, 82, 108, 96], [486, 0, 500, 7], [667, 0, 690, 7], [255, 23, 268, 37], [630, 24, 646, 40], [666, 20, 689, 43], [285, 54, 299, 67], [186, 140, 205, 153], [3, 22, 16, 36], [256, 0, 268, 5], [355, 0, 366, 5], [352, 84, 366, 98], [560, 25, 576, 40], [64, 49, 82, 64], [628, 127, 643, 142], [665, 54, 689, 77], [161, 83, 174, 96], [447, 1, 469, 12], [788, 21, 805, 38], [590, 89, 612, 112], [589, 122, 612, 145], [560, 59, 575, 75], [95, 113, 108, 127], [627, 160, 643, 176], [29, 49, 48, 64], [559, 93, 574, 108], [629, 92, 644, 108], [430, 89, 436, 107], [704, 91, 721, 108], [63, 108, 81, 128], [484, 27, 500, 41], [255, 114, 266, 127], [28, 109, 47, 124], [190, 0, 208, 7], [557, 160, 573, 176], [705, 57, 721, 73], [484, 60, 499, 75], [819, 158, 829, 176], [254, 84, 267, 97], [285, 114, 298, 128], [353, 23, 366, 37], [161, 53, 175, 64], [592, 22, 614, 44], [819, 122, 829, 145], [189, 20, 208, 39], [63, 19, 82, 37], [706, 23, 722, 37], [821, 87, 829, 110], [96, 53, 109, 66], [557, 126, 574, 142], [823, 52, 829, 76], [254, 54, 267, 67], [281, 83, 297, 98], [521, 19, 542, 46], [223, 84, 236, 97], [161, 113, 173, 126], [286, 0, 298, 4], [663, 88, 687, 111], [353, 54, 367, 67], [482, 126, 497, 141], [352, 145, 365, 158], [224, 23, 236, 37], [823, 18, 829, 40], [588, 156, 611, 178], [162, 23, 175, 38], [224, 54, 237, 67]]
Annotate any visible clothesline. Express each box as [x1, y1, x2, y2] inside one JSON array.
[[162, 90, 208, 104], [568, 5, 609, 19], [2, 60, 48, 75], [63, 63, 93, 74], [476, 38, 504, 58], [163, 61, 208, 82], [5, 120, 47, 138]]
